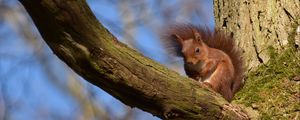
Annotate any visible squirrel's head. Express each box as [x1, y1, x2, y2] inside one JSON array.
[[172, 28, 208, 65]]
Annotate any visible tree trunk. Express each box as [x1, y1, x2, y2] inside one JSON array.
[[214, 0, 300, 69], [214, 1, 300, 119], [19, 0, 249, 119]]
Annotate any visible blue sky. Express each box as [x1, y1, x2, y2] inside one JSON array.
[[0, 0, 214, 120]]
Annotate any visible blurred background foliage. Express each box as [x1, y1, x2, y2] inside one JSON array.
[[0, 0, 213, 120]]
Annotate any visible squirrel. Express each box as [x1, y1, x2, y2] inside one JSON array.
[[161, 24, 244, 102]]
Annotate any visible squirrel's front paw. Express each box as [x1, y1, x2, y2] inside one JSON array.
[[201, 81, 213, 89]]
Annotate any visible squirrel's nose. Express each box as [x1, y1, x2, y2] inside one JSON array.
[[185, 60, 195, 65], [184, 58, 196, 65]]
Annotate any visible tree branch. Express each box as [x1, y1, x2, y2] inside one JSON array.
[[19, 0, 249, 119]]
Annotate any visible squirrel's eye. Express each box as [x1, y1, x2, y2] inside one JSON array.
[[195, 47, 200, 53]]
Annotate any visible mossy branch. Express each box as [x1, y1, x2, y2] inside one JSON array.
[[20, 0, 249, 119]]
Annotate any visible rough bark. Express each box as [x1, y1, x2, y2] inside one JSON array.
[[214, 0, 300, 69], [19, 0, 249, 119]]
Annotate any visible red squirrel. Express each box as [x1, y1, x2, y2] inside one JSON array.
[[162, 24, 244, 101]]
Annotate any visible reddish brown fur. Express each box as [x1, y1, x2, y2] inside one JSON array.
[[161, 24, 244, 101]]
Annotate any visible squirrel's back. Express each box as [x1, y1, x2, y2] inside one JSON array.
[[161, 24, 244, 94]]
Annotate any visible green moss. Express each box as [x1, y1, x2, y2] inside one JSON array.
[[233, 45, 300, 119]]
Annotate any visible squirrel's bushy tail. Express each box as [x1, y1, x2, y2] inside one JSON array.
[[161, 24, 245, 94], [208, 28, 245, 94]]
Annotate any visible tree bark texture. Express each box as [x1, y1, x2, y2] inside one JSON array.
[[214, 0, 300, 69], [20, 0, 249, 119]]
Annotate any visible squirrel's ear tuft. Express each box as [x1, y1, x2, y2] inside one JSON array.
[[191, 28, 202, 42]]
